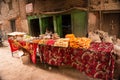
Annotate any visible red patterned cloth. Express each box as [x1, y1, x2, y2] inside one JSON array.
[[23, 42, 38, 64], [89, 42, 114, 53], [8, 39, 20, 53], [8, 39, 114, 79], [39, 42, 114, 80], [39, 45, 63, 66], [8, 39, 38, 64]]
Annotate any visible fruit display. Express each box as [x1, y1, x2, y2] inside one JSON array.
[[23, 34, 91, 49], [8, 32, 91, 49], [65, 34, 75, 39], [65, 34, 91, 49]]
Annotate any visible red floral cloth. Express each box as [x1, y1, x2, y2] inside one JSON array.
[[24, 42, 38, 64], [8, 39, 38, 64], [39, 45, 63, 66], [39, 42, 114, 80], [8, 39, 20, 53], [89, 42, 114, 53], [8, 39, 114, 80]]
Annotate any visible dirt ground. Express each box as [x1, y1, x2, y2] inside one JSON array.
[[0, 41, 101, 80]]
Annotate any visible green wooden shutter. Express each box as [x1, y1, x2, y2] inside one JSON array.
[[71, 10, 87, 37], [54, 15, 62, 37], [41, 18, 49, 34]]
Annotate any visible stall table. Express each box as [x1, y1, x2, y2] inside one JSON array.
[[8, 38, 115, 80], [39, 42, 114, 80]]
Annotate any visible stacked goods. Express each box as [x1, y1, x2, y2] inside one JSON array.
[[65, 34, 91, 49], [7, 32, 26, 41], [23, 35, 34, 41], [54, 38, 70, 47], [38, 39, 48, 45], [77, 37, 92, 49], [69, 37, 91, 49], [65, 34, 75, 39], [32, 39, 40, 43]]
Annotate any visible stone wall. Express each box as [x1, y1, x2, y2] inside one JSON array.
[[0, 0, 19, 38], [0, 0, 29, 39], [88, 12, 100, 32], [90, 0, 120, 10]]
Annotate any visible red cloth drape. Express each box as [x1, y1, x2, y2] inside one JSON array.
[[8, 39, 38, 64], [8, 39, 19, 52], [8, 39, 115, 80], [39, 42, 114, 80]]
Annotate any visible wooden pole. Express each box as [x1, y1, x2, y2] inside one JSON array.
[[99, 0, 104, 30]]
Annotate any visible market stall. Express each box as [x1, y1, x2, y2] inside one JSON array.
[[7, 32, 115, 80], [7, 32, 26, 56], [7, 32, 38, 64], [38, 34, 114, 79]]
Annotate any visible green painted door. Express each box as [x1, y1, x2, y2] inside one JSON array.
[[41, 17, 49, 34], [55, 14, 72, 38], [71, 11, 87, 37], [54, 15, 62, 37], [41, 16, 54, 34]]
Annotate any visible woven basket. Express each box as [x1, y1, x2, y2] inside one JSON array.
[[21, 54, 30, 64]]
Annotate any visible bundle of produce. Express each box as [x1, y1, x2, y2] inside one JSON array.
[[23, 35, 33, 41], [65, 34, 75, 39], [69, 37, 91, 49], [38, 39, 47, 45], [78, 37, 91, 49], [32, 39, 40, 43], [54, 38, 69, 47]]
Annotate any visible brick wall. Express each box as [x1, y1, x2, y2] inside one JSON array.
[[0, 0, 28, 38]]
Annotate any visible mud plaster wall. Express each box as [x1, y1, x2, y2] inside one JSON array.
[[14, 17, 28, 34], [88, 12, 100, 32], [0, 0, 29, 36], [33, 0, 88, 14], [16, 0, 29, 34]]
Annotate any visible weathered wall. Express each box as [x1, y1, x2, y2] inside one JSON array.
[[0, 0, 29, 38], [17, 0, 29, 34], [0, 0, 88, 38], [90, 0, 120, 10], [89, 0, 120, 37], [88, 12, 100, 32], [33, 0, 88, 14], [0, 0, 19, 33], [0, 0, 18, 33]]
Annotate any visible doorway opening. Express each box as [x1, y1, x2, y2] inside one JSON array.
[[62, 14, 72, 37], [102, 13, 120, 38], [10, 19, 16, 32], [30, 18, 40, 37]]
